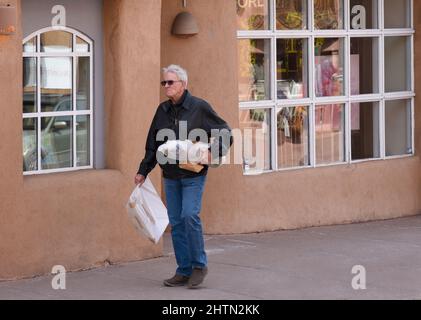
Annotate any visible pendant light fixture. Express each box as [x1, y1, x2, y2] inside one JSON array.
[[171, 0, 199, 38]]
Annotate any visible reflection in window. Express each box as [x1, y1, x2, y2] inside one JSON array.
[[385, 36, 411, 93], [277, 39, 308, 99], [22, 28, 93, 173], [76, 57, 90, 110], [239, 109, 271, 174], [238, 39, 271, 102], [23, 37, 36, 53], [76, 37, 90, 53], [41, 116, 73, 170], [314, 0, 343, 30], [41, 57, 72, 113], [315, 104, 345, 164], [351, 102, 380, 160], [23, 118, 38, 172], [76, 115, 90, 167], [276, 0, 307, 30], [236, 0, 270, 30], [277, 106, 309, 169], [23, 57, 37, 114], [350, 0, 378, 30], [384, 0, 410, 29], [350, 37, 379, 95], [41, 31, 72, 53], [385, 100, 412, 157], [315, 38, 344, 97]]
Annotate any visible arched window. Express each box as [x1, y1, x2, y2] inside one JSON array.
[[23, 27, 93, 174]]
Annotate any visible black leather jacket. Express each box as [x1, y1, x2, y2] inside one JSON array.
[[137, 90, 233, 180]]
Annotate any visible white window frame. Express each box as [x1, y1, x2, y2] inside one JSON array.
[[237, 0, 415, 175], [23, 26, 94, 175]]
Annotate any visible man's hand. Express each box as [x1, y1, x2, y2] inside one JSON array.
[[134, 174, 146, 188]]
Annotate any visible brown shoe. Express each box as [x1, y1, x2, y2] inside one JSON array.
[[163, 274, 190, 287], [187, 267, 208, 289]]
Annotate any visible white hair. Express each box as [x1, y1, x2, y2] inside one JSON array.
[[163, 64, 188, 85]]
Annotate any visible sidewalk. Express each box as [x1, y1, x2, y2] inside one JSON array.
[[1, 216, 420, 300]]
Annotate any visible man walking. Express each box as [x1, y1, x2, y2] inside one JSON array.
[[134, 65, 232, 289]]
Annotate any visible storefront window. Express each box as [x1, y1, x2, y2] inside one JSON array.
[[41, 30, 72, 53], [384, 0, 410, 29], [239, 109, 272, 174], [350, 0, 378, 30], [237, 1, 414, 175], [351, 102, 380, 160], [314, 0, 344, 30], [315, 104, 345, 165], [314, 38, 344, 97], [276, 0, 307, 30], [238, 39, 271, 102], [384, 36, 411, 93], [350, 37, 379, 95], [41, 57, 72, 113], [237, 0, 270, 30], [22, 27, 93, 174], [277, 38, 308, 99], [277, 106, 310, 168], [23, 57, 37, 114], [41, 116, 73, 170], [385, 100, 412, 157]]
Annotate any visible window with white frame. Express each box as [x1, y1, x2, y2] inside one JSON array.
[[23, 27, 94, 174], [237, 0, 414, 175]]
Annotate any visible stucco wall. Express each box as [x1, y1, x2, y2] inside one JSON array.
[[0, 0, 163, 280], [161, 0, 420, 235]]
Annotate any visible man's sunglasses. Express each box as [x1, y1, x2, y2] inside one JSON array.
[[161, 80, 182, 87]]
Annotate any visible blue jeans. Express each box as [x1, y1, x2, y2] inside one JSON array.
[[164, 175, 207, 276]]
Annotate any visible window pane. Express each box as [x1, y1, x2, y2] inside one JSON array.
[[23, 37, 36, 53], [40, 31, 72, 53], [351, 102, 380, 160], [350, 37, 379, 95], [385, 37, 411, 93], [239, 109, 271, 174], [76, 37, 90, 53], [41, 116, 73, 169], [384, 0, 410, 29], [76, 115, 90, 167], [350, 0, 378, 30], [277, 38, 308, 99], [385, 100, 412, 156], [315, 104, 345, 164], [315, 38, 345, 97], [236, 0, 270, 30], [314, 0, 344, 30], [276, 0, 307, 30], [277, 106, 310, 168], [23, 57, 37, 114], [23, 118, 38, 172], [238, 39, 271, 102], [41, 57, 72, 113], [76, 57, 90, 110]]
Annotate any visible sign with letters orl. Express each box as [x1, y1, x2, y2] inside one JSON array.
[[0, 5, 16, 35]]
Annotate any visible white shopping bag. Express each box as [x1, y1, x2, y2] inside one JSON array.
[[126, 178, 169, 244]]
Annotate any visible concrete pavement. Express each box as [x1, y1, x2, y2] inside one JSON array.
[[1, 215, 421, 300]]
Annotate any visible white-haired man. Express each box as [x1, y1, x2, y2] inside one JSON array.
[[135, 65, 232, 289]]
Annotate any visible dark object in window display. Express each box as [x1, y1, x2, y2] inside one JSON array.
[[314, 0, 343, 30], [276, 0, 305, 30]]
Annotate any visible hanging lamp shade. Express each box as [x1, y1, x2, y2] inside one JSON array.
[[171, 11, 199, 37]]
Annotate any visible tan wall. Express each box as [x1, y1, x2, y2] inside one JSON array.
[[0, 0, 163, 280], [161, 0, 420, 235]]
